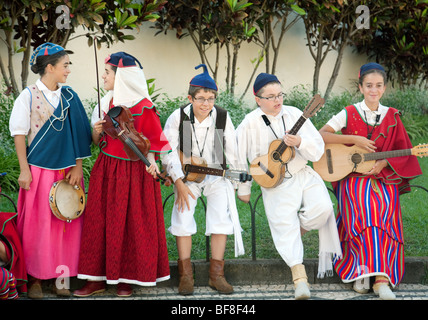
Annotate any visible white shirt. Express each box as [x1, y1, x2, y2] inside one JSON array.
[[9, 79, 62, 136], [326, 100, 389, 132], [161, 104, 239, 183], [235, 105, 325, 196]]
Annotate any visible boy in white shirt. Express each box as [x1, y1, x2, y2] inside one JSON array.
[[162, 64, 244, 295], [235, 73, 341, 299]]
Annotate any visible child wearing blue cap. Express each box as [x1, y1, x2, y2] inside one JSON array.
[[235, 73, 342, 300], [9, 42, 92, 298], [162, 64, 244, 295], [319, 63, 422, 300], [74, 52, 172, 298]]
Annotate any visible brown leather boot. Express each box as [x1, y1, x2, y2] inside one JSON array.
[[177, 258, 194, 295], [208, 259, 233, 294], [27, 277, 43, 299]]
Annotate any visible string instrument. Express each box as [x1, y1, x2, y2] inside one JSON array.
[[312, 143, 428, 182], [250, 94, 325, 188], [92, 38, 171, 186], [180, 151, 252, 183], [102, 106, 172, 186]]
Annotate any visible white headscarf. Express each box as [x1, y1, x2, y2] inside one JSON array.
[[92, 53, 153, 125]]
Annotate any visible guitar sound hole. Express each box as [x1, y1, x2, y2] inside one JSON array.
[[272, 151, 281, 161], [351, 153, 362, 164]]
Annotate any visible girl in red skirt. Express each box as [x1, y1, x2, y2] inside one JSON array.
[[74, 52, 172, 297], [319, 63, 422, 299]]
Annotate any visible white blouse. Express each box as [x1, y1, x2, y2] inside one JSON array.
[[9, 79, 62, 137], [326, 100, 389, 132]]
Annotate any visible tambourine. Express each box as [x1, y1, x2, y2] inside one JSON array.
[[49, 179, 85, 223]]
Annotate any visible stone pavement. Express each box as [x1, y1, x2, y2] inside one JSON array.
[[32, 282, 428, 301], [18, 257, 428, 301], [13, 258, 428, 319]]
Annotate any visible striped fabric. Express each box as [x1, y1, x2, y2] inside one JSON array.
[[333, 176, 404, 287], [0, 267, 18, 300]]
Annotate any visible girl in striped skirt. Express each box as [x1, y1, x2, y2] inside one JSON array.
[[319, 63, 422, 299]]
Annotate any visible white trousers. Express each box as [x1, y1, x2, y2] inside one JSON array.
[[169, 177, 235, 237], [261, 166, 334, 268]]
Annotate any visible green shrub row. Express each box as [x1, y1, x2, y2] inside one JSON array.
[[1, 86, 427, 193]]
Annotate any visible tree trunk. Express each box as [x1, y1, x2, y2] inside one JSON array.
[[324, 39, 347, 100], [20, 12, 33, 91], [230, 42, 240, 94]]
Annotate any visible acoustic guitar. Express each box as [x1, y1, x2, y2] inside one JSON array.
[[180, 151, 252, 183], [250, 94, 325, 188], [312, 143, 428, 182]]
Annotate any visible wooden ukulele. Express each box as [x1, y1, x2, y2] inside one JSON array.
[[250, 94, 325, 188], [180, 151, 252, 183], [312, 143, 428, 182]]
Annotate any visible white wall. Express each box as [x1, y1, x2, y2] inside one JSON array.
[[3, 19, 368, 106]]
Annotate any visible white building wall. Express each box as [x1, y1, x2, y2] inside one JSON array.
[[3, 19, 368, 105]]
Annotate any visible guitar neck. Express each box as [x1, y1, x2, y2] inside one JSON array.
[[186, 164, 225, 177], [276, 115, 307, 154], [364, 148, 412, 161]]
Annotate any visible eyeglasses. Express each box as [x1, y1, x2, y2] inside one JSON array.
[[257, 93, 285, 101], [193, 97, 216, 104]]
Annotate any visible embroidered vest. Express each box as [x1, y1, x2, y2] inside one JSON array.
[[27, 85, 56, 145]]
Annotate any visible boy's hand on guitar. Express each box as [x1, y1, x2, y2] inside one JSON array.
[[238, 194, 251, 204], [362, 159, 388, 176], [353, 135, 377, 152], [174, 178, 196, 212], [283, 133, 301, 148]]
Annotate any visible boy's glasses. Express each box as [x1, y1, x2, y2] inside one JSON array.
[[193, 97, 216, 104], [257, 93, 285, 101]]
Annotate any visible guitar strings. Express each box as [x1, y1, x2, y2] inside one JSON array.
[[262, 114, 293, 180]]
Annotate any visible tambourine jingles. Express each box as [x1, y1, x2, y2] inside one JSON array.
[[49, 179, 86, 223]]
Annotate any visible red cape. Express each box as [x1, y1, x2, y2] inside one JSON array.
[[100, 98, 172, 160]]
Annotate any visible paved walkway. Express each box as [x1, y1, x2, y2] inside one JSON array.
[[19, 282, 428, 300]]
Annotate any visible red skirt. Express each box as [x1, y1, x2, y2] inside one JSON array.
[[77, 153, 170, 286]]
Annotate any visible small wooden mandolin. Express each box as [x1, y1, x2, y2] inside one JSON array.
[[250, 94, 325, 188], [312, 143, 428, 182]]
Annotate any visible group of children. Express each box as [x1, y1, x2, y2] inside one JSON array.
[[3, 42, 422, 300]]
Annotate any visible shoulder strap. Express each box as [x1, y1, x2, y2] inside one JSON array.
[[178, 104, 228, 169], [213, 105, 227, 169], [179, 104, 192, 157]]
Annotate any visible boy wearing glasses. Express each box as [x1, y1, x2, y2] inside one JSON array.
[[162, 64, 244, 296], [235, 73, 341, 299]]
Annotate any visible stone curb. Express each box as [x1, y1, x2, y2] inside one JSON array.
[[58, 257, 427, 290], [159, 257, 427, 287]]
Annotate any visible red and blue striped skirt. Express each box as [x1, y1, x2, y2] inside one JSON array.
[[0, 267, 18, 300], [333, 176, 404, 287]]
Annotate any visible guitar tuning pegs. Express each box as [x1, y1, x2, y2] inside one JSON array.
[[239, 172, 252, 182]]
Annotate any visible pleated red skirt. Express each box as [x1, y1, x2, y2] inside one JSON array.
[[77, 153, 170, 286]]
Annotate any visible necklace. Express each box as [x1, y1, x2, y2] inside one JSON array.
[[41, 90, 68, 131], [363, 111, 380, 140], [191, 123, 209, 157]]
